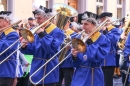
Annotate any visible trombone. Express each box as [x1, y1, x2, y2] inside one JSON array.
[[0, 3, 77, 65], [0, 12, 59, 65], [39, 17, 111, 80], [29, 3, 78, 85], [29, 17, 110, 85]]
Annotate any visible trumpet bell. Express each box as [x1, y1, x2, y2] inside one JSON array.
[[20, 29, 34, 43], [53, 3, 78, 30], [72, 38, 86, 53]]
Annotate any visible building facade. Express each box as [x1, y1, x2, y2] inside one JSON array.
[[1, 0, 130, 22]]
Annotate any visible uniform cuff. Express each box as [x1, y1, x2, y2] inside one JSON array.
[[86, 38, 93, 45], [38, 32, 46, 38], [72, 55, 77, 61], [103, 29, 109, 35], [21, 46, 27, 50]]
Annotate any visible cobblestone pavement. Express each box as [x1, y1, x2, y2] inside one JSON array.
[[62, 77, 123, 86], [113, 77, 123, 86]]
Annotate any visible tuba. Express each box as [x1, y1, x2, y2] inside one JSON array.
[[53, 3, 78, 62]]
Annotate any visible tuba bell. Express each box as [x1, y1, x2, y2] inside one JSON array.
[[53, 3, 78, 30]]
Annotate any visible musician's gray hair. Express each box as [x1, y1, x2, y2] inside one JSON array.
[[85, 18, 97, 26], [35, 9, 52, 19], [0, 15, 12, 23]]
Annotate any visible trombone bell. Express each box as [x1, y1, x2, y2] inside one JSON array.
[[72, 38, 86, 53], [20, 29, 34, 43]]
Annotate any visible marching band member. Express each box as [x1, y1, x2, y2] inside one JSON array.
[[28, 17, 35, 30], [70, 12, 111, 86], [12, 25, 31, 86], [98, 12, 121, 86], [0, 11, 19, 86], [122, 11, 130, 86], [123, 34, 130, 86], [119, 17, 130, 86], [20, 7, 64, 86], [56, 21, 76, 86]]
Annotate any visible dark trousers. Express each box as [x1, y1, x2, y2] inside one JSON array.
[[120, 60, 129, 86], [116, 54, 120, 67], [56, 68, 74, 86], [0, 78, 14, 86], [30, 83, 56, 86], [102, 66, 115, 86], [17, 73, 30, 86]]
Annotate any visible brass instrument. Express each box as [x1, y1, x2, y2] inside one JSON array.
[[118, 13, 130, 50], [32, 17, 110, 85], [28, 4, 78, 85], [58, 33, 72, 62], [54, 3, 78, 62], [0, 11, 59, 65], [54, 3, 78, 30]]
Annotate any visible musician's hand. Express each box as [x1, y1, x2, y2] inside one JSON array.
[[71, 48, 79, 57], [102, 26, 107, 31], [21, 39, 28, 48], [66, 45, 71, 50], [36, 27, 44, 34], [120, 33, 126, 40]]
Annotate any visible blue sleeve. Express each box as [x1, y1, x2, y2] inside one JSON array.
[[0, 32, 19, 53], [20, 43, 35, 55], [105, 28, 120, 45], [70, 53, 83, 67], [20, 35, 39, 55], [39, 29, 64, 54], [123, 33, 130, 62], [86, 35, 110, 62]]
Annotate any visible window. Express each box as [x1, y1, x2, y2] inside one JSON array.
[[96, 6, 103, 15], [99, 0, 103, 2], [117, 8, 122, 18], [117, 0, 122, 5], [97, 0, 103, 2], [33, 0, 46, 8], [0, 0, 7, 11], [46, 1, 48, 8]]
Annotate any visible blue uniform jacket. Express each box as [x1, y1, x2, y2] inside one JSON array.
[[123, 33, 130, 64], [123, 33, 130, 82], [0, 28, 19, 78], [21, 24, 64, 84], [70, 32, 111, 86], [101, 26, 121, 66]]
